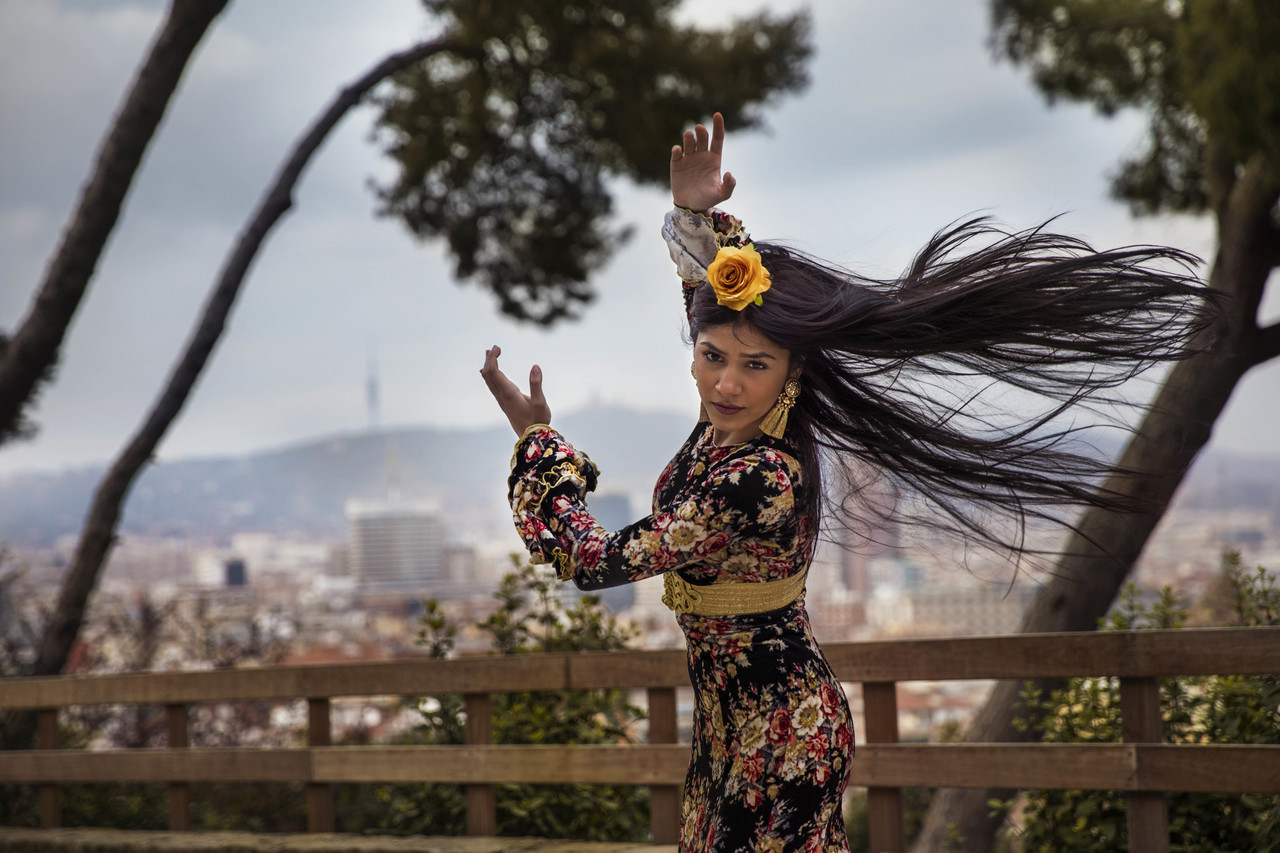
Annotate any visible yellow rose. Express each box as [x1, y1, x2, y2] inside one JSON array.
[[706, 244, 771, 310]]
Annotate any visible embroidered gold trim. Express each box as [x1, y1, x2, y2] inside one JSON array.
[[509, 423, 552, 470], [535, 462, 586, 511], [549, 546, 572, 581], [661, 566, 809, 616]]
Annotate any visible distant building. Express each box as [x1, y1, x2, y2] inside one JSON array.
[[586, 493, 635, 612], [346, 499, 445, 594], [225, 558, 247, 587], [869, 583, 1037, 637]]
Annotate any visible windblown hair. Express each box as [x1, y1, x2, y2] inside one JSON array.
[[687, 219, 1224, 569]]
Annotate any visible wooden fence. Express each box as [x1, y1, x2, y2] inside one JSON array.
[[2, 627, 1278, 852]]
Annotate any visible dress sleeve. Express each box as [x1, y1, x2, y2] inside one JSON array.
[[661, 207, 749, 319], [507, 425, 600, 578], [508, 427, 801, 591]]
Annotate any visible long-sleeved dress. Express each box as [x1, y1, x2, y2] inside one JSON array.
[[507, 208, 853, 853]]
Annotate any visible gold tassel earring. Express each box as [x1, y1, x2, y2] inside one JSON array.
[[760, 379, 801, 439], [691, 363, 709, 422]]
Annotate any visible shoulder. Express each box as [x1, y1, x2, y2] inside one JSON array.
[[704, 444, 804, 517], [712, 443, 804, 483]]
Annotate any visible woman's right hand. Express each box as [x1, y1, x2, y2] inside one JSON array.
[[670, 111, 736, 214], [480, 345, 552, 436]]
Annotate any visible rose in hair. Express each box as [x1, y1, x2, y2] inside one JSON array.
[[707, 244, 771, 310]]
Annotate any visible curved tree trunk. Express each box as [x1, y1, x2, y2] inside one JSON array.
[[0, 0, 229, 441], [1, 37, 453, 752], [911, 157, 1279, 852]]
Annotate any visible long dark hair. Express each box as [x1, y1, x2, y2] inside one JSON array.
[[687, 218, 1224, 568]]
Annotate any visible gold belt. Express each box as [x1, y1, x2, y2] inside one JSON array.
[[661, 567, 809, 616]]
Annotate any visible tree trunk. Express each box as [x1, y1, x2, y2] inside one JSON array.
[[0, 0, 229, 441], [1, 37, 453, 752], [910, 160, 1279, 852]]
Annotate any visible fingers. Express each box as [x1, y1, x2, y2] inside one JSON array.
[[671, 143, 683, 163], [479, 345, 508, 395], [528, 364, 544, 405], [722, 171, 736, 197], [709, 112, 725, 155], [480, 344, 499, 376], [694, 121, 710, 152]]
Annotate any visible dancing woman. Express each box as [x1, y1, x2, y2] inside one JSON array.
[[480, 113, 1217, 852]]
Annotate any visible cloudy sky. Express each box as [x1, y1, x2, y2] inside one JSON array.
[[1, 0, 1276, 478]]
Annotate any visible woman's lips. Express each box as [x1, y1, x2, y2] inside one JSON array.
[[711, 402, 744, 415]]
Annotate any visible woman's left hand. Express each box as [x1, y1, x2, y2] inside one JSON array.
[[671, 111, 735, 214], [480, 345, 552, 436]]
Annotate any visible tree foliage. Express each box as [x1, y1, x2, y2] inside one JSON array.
[[1000, 556, 1280, 852], [990, 0, 1280, 215], [367, 558, 651, 841], [374, 0, 811, 324], [915, 8, 1280, 848]]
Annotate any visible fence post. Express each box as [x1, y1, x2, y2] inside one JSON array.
[[1120, 676, 1168, 853], [465, 693, 496, 835], [37, 708, 59, 828], [864, 682, 904, 853], [307, 697, 334, 832], [166, 703, 190, 830], [647, 686, 681, 844]]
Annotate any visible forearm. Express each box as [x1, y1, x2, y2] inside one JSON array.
[[662, 206, 748, 285]]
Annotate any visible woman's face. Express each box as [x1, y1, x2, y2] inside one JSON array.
[[693, 322, 797, 446]]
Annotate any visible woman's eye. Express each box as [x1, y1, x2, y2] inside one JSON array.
[[748, 361, 767, 370], [702, 351, 721, 363]]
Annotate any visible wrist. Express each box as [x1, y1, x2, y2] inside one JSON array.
[[518, 422, 552, 441], [673, 199, 713, 217]]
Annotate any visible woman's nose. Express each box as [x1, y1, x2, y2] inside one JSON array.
[[716, 369, 743, 394]]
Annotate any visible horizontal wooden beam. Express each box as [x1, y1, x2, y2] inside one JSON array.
[[565, 650, 689, 690], [849, 743, 1280, 793], [0, 654, 584, 709], [312, 744, 692, 785], [0, 748, 309, 783], [824, 627, 1280, 682], [0, 744, 691, 786], [1136, 744, 1280, 794], [1, 628, 1276, 709], [4, 743, 1277, 794]]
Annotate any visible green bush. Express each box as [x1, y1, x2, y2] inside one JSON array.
[[1000, 554, 1280, 852], [361, 558, 651, 842]]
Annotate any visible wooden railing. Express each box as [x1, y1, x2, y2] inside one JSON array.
[[2, 627, 1279, 852]]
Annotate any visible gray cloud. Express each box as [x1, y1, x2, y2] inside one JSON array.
[[1, 0, 1275, 478]]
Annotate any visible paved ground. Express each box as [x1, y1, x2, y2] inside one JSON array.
[[0, 828, 676, 853]]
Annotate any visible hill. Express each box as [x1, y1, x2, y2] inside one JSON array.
[[0, 408, 1275, 548], [0, 407, 695, 547]]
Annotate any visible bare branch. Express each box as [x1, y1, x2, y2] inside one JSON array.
[[1203, 135, 1236, 222], [0, 0, 229, 440], [32, 36, 455, 682], [1251, 321, 1280, 367]]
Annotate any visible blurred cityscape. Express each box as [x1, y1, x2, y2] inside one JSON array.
[[2, 406, 1277, 746]]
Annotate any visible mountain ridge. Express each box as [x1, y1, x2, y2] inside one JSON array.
[[0, 406, 1275, 548]]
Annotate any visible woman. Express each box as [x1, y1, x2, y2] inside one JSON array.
[[480, 114, 1216, 852]]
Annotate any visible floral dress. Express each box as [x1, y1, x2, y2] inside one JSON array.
[[506, 208, 853, 853]]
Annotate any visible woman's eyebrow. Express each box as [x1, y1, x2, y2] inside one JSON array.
[[700, 341, 777, 360]]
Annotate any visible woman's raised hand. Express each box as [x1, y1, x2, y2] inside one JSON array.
[[480, 345, 552, 436], [670, 111, 736, 214]]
